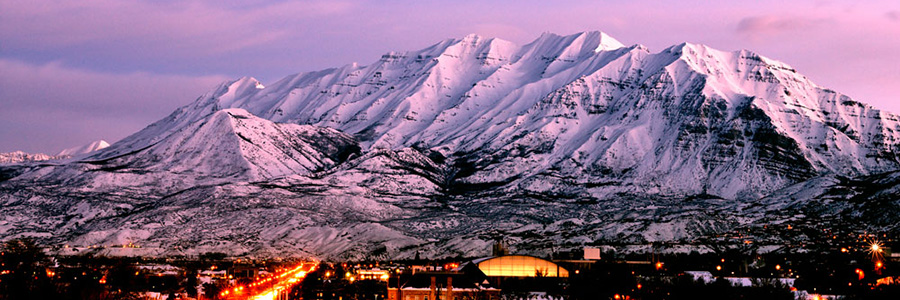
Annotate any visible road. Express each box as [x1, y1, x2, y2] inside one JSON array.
[[219, 262, 317, 300]]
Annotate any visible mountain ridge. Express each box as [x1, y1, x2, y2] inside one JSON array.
[[92, 31, 900, 200], [1, 31, 898, 259]]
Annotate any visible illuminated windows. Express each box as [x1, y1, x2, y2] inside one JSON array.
[[476, 255, 569, 277]]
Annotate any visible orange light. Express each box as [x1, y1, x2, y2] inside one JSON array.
[[614, 294, 621, 300], [636, 284, 642, 290], [655, 262, 663, 270], [716, 265, 722, 271], [841, 248, 848, 253], [876, 261, 883, 268], [775, 265, 781, 270]]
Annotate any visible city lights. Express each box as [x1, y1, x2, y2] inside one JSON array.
[[867, 240, 885, 261], [216, 262, 315, 299]]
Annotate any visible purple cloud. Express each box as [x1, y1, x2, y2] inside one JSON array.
[[887, 11, 900, 21], [736, 15, 833, 39], [0, 0, 357, 78], [0, 58, 228, 153], [1, 0, 352, 53]]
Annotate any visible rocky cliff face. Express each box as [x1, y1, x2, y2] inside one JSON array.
[[1, 32, 898, 259]]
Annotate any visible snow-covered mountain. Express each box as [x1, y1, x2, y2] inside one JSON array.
[[5, 108, 359, 195], [0, 151, 68, 164], [1, 31, 898, 259], [113, 31, 898, 199], [57, 140, 109, 156], [0, 140, 109, 165]]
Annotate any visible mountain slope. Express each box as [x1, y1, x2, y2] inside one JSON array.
[[6, 108, 359, 195]]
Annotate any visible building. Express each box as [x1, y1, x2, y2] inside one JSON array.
[[454, 255, 571, 295], [472, 255, 569, 278], [583, 247, 602, 260], [357, 268, 391, 281], [231, 265, 259, 279], [388, 268, 500, 300]]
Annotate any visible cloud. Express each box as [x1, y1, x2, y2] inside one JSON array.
[[0, 58, 229, 153], [736, 15, 834, 39], [887, 11, 900, 21], [0, 0, 355, 62], [1, 0, 353, 46]]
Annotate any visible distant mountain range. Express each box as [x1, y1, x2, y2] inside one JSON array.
[[0, 151, 67, 164], [1, 31, 898, 260], [0, 140, 108, 164]]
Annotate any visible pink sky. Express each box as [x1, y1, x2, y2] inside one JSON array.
[[1, 0, 898, 153]]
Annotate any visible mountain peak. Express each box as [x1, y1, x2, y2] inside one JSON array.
[[584, 30, 625, 52], [213, 76, 264, 108], [461, 33, 489, 42], [57, 140, 110, 156]]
